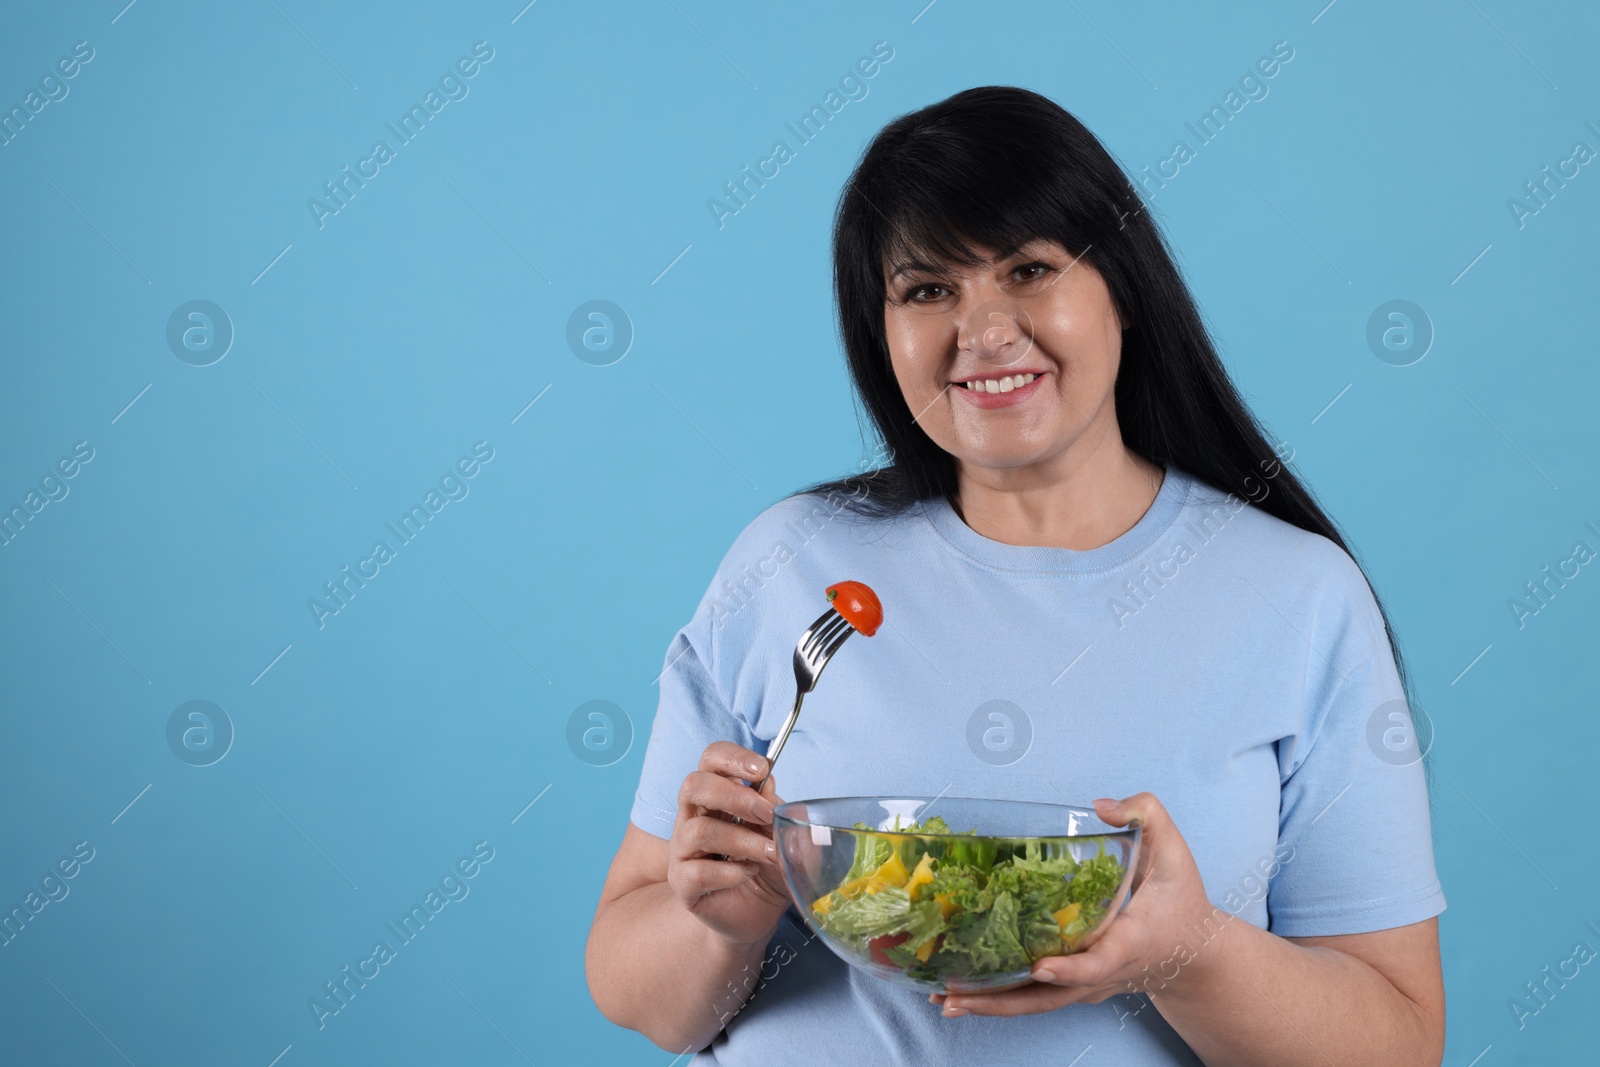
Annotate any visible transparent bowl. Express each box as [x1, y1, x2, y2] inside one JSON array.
[[773, 795, 1139, 994]]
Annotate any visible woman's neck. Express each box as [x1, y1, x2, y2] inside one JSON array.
[[951, 436, 1165, 551]]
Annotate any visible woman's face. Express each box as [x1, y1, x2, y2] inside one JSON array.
[[881, 237, 1128, 477]]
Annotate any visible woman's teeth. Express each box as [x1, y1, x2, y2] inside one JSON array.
[[963, 373, 1036, 394]]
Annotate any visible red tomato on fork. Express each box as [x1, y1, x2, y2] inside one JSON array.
[[825, 581, 883, 636]]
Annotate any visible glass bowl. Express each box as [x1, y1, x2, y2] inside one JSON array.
[[773, 795, 1140, 994]]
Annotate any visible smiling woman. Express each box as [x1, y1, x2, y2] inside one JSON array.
[[586, 86, 1446, 1067]]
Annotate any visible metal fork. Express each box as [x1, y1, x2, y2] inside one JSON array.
[[729, 607, 858, 835], [752, 606, 858, 791]]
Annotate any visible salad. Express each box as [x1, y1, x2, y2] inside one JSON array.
[[808, 815, 1125, 983]]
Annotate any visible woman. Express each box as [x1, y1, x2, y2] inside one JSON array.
[[586, 86, 1445, 1065]]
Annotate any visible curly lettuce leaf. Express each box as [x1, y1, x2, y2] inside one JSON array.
[[825, 888, 946, 942], [982, 861, 1061, 910], [907, 814, 959, 835], [824, 886, 913, 939], [924, 863, 984, 910], [844, 822, 895, 881], [939, 889, 1030, 974], [1020, 904, 1068, 960], [1065, 845, 1124, 908]]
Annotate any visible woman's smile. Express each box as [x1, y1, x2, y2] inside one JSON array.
[[951, 370, 1046, 408]]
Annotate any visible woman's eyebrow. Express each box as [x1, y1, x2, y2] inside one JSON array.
[[997, 241, 1052, 261], [887, 258, 945, 280]]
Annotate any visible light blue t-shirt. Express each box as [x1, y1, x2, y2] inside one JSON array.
[[628, 464, 1445, 1066]]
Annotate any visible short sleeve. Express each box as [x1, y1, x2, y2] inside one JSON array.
[[1266, 568, 1446, 937], [628, 624, 761, 842]]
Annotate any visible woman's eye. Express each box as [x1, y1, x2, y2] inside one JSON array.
[[898, 265, 1048, 303]]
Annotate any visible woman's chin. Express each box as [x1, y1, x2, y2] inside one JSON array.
[[956, 450, 1061, 477]]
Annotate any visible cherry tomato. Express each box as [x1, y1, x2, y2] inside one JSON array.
[[825, 580, 882, 636], [866, 932, 909, 965]]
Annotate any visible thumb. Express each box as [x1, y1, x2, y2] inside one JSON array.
[[1092, 794, 1137, 828], [1093, 792, 1166, 890], [1093, 792, 1169, 832]]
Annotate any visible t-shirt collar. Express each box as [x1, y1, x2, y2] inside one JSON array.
[[919, 464, 1194, 575]]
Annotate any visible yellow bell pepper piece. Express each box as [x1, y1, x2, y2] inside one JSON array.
[[1052, 902, 1081, 929], [933, 892, 958, 919], [837, 875, 869, 896], [815, 849, 914, 911], [870, 851, 909, 888], [914, 937, 936, 962], [906, 853, 936, 901]]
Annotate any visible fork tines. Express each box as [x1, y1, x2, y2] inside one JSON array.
[[801, 608, 853, 665]]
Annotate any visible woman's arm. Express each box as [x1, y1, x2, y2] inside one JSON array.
[[585, 744, 792, 1054], [1155, 916, 1444, 1066], [932, 794, 1445, 1067], [585, 825, 768, 1053]]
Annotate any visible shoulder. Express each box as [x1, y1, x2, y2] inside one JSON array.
[[1178, 470, 1389, 663], [1182, 472, 1371, 589], [707, 489, 902, 583]]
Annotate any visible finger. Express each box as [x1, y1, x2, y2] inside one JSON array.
[[1030, 929, 1131, 988], [1093, 791, 1169, 890], [674, 814, 778, 865], [936, 981, 1082, 1018], [678, 769, 776, 825], [934, 981, 1130, 1009], [669, 857, 761, 902], [699, 741, 770, 782]]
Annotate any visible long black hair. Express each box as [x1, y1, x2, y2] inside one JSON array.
[[805, 86, 1427, 773]]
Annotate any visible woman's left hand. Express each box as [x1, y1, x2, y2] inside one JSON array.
[[930, 792, 1222, 1018]]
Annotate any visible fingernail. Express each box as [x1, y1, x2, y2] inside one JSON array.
[[942, 1006, 968, 1018], [765, 841, 776, 860], [1035, 967, 1057, 982], [747, 759, 764, 774]]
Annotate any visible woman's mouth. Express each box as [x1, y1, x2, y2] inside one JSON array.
[[952, 371, 1044, 408]]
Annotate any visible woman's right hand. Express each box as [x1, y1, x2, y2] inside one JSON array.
[[668, 741, 791, 949]]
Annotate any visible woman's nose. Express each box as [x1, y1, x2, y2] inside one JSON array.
[[958, 297, 1034, 368]]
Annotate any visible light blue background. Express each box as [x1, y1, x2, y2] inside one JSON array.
[[1, 1, 1595, 1064]]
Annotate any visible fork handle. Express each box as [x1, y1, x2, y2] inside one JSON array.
[[722, 682, 809, 851], [750, 690, 804, 794], [723, 692, 800, 843]]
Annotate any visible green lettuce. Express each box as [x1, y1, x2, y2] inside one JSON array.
[[824, 886, 913, 938], [843, 821, 894, 881], [940, 890, 1030, 973], [814, 826, 1128, 984]]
